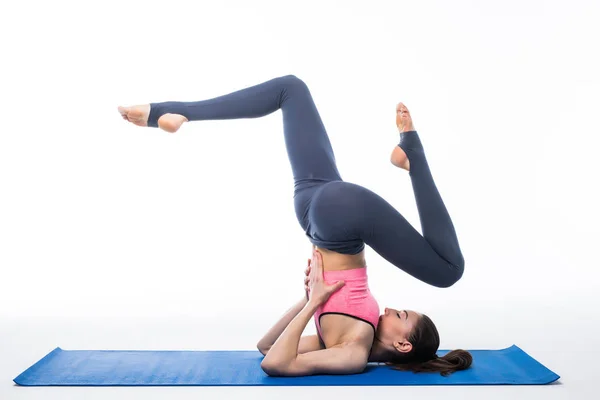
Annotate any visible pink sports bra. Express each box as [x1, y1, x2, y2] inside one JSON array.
[[314, 266, 380, 340]]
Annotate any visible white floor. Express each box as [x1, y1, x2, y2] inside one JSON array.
[[1, 301, 596, 400]]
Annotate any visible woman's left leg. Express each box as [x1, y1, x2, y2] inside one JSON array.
[[351, 130, 464, 288]]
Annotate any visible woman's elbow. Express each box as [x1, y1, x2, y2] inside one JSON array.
[[257, 344, 270, 356], [260, 359, 287, 377]]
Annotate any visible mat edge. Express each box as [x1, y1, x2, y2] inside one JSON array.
[[13, 347, 63, 386]]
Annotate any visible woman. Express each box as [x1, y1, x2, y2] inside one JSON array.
[[118, 74, 472, 377]]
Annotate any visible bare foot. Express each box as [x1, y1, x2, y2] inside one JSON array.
[[391, 146, 410, 171], [390, 102, 415, 171], [157, 113, 188, 133], [117, 104, 188, 133], [118, 104, 150, 127], [395, 102, 415, 133]]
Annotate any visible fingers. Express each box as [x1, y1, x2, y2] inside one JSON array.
[[312, 249, 322, 270], [304, 258, 311, 294], [305, 259, 312, 279], [304, 272, 310, 294], [308, 250, 323, 288], [328, 280, 345, 293]]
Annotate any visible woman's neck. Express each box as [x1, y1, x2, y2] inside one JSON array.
[[368, 336, 392, 363]]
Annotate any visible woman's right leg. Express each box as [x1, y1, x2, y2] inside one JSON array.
[[137, 75, 343, 233], [146, 75, 342, 189]]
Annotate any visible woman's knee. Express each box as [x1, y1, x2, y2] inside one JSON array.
[[279, 74, 308, 90], [437, 260, 464, 288]]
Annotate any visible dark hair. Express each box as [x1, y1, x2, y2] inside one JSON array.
[[385, 314, 472, 376]]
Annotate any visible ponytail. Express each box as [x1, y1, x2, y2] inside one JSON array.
[[383, 314, 473, 376], [386, 349, 473, 376]]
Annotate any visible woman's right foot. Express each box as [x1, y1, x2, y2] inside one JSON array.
[[117, 104, 188, 133], [118, 104, 150, 127], [157, 113, 188, 133]]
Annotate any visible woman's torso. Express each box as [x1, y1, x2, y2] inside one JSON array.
[[313, 246, 378, 349], [316, 245, 366, 270]]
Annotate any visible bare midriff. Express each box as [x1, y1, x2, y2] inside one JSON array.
[[313, 245, 366, 271]]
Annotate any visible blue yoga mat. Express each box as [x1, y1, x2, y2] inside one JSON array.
[[14, 345, 559, 386]]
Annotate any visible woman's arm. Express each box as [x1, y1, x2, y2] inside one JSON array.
[[260, 300, 368, 376], [256, 297, 323, 355], [261, 249, 362, 377], [264, 345, 369, 376], [260, 300, 319, 366]]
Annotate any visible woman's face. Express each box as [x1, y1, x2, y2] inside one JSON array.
[[376, 307, 422, 352]]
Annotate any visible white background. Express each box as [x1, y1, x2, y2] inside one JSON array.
[[1, 0, 598, 399]]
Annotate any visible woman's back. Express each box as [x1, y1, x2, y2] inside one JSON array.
[[314, 246, 380, 351]]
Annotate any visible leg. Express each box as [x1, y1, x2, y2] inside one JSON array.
[[358, 131, 464, 287], [399, 130, 464, 270], [146, 75, 343, 188]]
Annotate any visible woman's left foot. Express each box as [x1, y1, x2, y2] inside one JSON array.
[[391, 102, 415, 171], [391, 146, 410, 171], [396, 102, 415, 133]]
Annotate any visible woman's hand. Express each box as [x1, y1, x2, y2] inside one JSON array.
[[304, 258, 311, 301], [307, 249, 345, 305]]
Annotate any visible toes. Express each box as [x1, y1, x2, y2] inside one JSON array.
[[396, 102, 409, 113]]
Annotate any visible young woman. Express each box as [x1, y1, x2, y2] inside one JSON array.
[[118, 74, 472, 377]]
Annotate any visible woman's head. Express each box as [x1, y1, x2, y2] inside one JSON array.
[[375, 307, 472, 376]]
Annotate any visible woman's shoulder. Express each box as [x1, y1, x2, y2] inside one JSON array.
[[320, 314, 375, 346], [329, 329, 374, 356]]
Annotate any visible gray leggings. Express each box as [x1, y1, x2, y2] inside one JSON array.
[[148, 75, 464, 288]]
